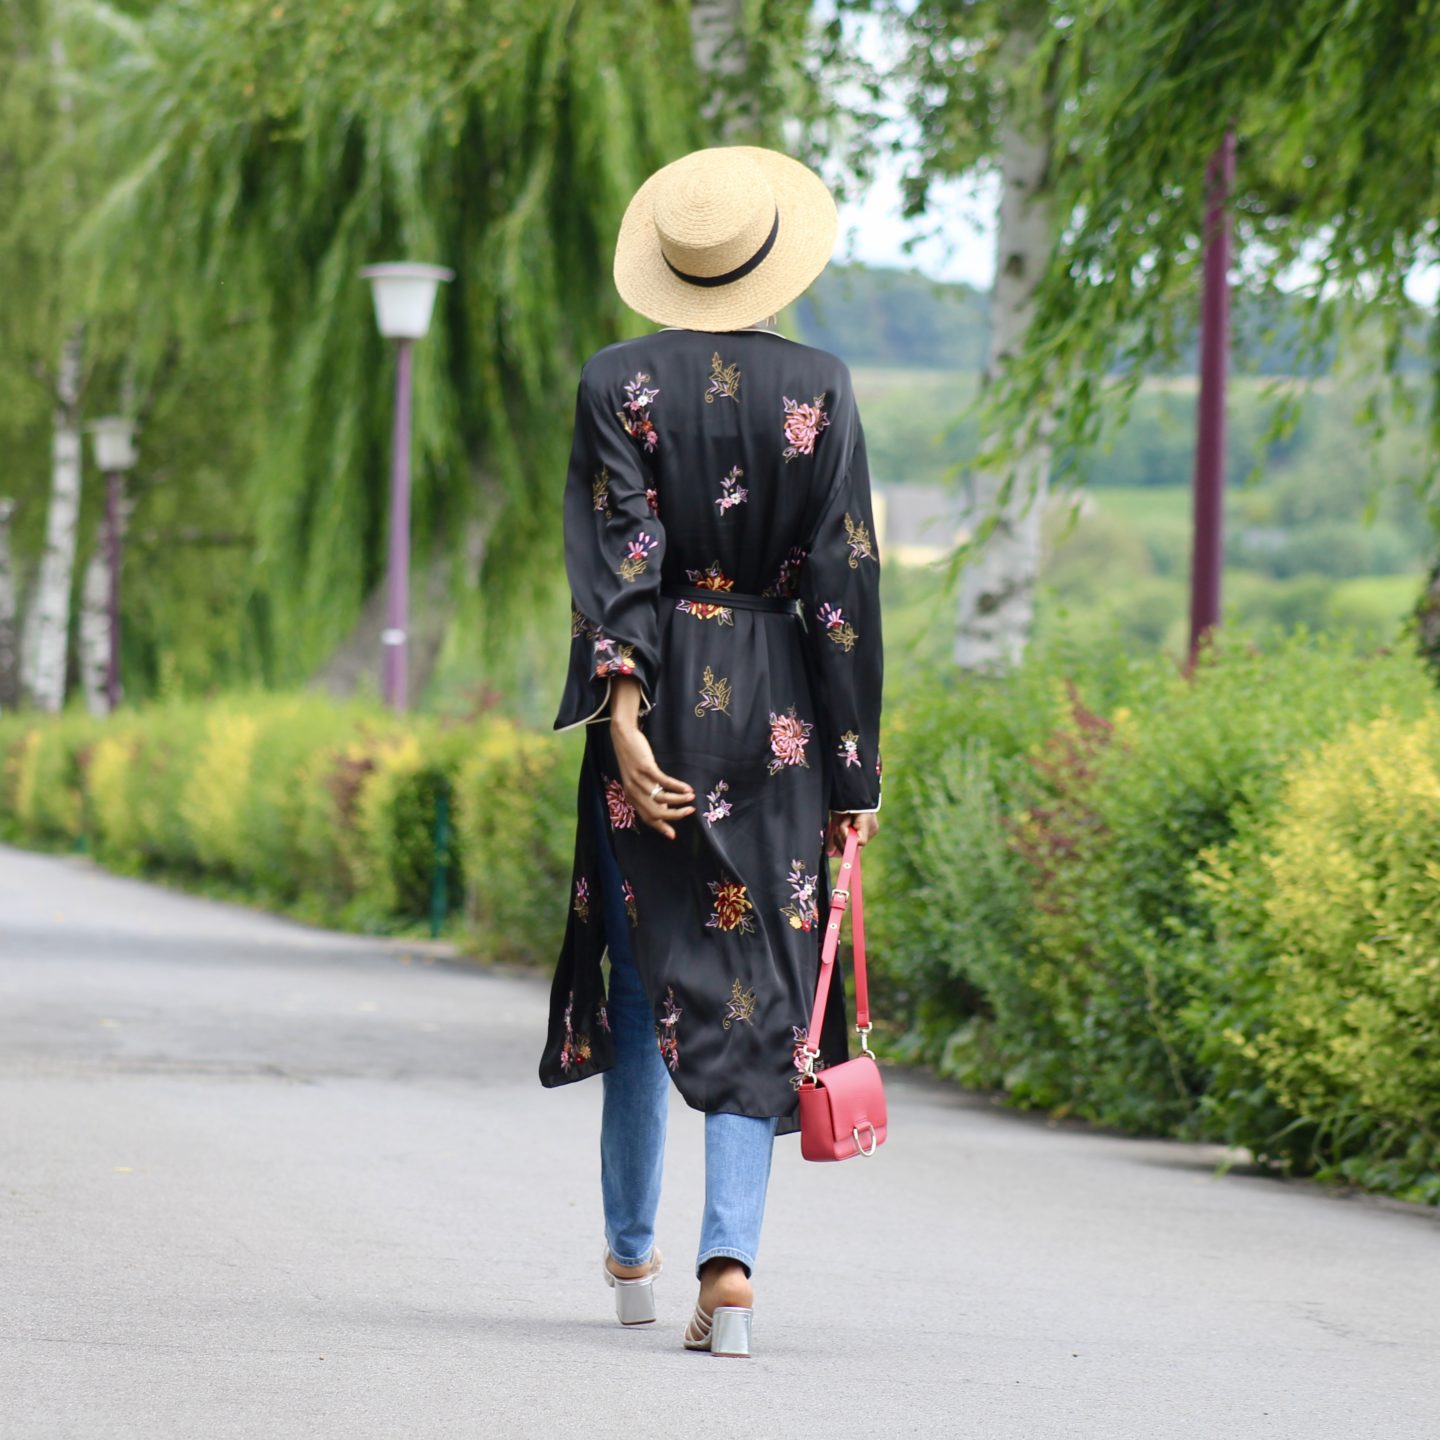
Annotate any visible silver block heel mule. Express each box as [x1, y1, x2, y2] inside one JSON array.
[[602, 1247, 662, 1326], [683, 1303, 753, 1358]]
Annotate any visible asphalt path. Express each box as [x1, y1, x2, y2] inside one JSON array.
[[1, 842, 1436, 1439]]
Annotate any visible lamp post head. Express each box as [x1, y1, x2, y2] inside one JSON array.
[[87, 417, 139, 473], [360, 262, 455, 340]]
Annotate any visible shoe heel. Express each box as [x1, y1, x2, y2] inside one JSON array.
[[613, 1277, 657, 1326], [709, 1307, 752, 1358]]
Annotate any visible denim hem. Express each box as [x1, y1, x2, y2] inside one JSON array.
[[607, 1242, 657, 1270], [696, 1246, 756, 1280]]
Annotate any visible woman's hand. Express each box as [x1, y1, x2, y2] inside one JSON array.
[[826, 810, 879, 856], [610, 678, 694, 840]]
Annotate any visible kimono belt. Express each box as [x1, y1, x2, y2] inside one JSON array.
[[660, 584, 801, 616]]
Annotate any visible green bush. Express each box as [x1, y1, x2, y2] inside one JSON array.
[[867, 636, 1145, 1083], [352, 725, 471, 925], [455, 720, 584, 964], [871, 629, 1440, 1179], [1196, 711, 1440, 1202], [6, 629, 1440, 1205], [0, 696, 552, 951], [10, 711, 101, 846], [1018, 635, 1435, 1130]]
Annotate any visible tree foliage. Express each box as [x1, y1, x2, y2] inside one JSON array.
[[958, 2, 1440, 503], [57, 0, 703, 688]]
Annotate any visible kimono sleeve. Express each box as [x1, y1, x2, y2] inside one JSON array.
[[797, 410, 884, 813], [553, 367, 666, 731]]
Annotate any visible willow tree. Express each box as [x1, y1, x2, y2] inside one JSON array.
[[64, 0, 702, 693], [901, 0, 1062, 672], [0, 2, 102, 712], [65, 0, 857, 704], [962, 2, 1440, 615]]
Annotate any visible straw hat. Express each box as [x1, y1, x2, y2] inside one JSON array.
[[613, 147, 838, 333]]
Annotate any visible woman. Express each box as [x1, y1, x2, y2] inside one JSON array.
[[540, 145, 882, 1358]]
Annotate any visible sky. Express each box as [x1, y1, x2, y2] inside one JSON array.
[[827, 14, 1440, 308], [836, 166, 1000, 291]]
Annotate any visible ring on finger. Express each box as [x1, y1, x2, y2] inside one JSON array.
[[649, 783, 664, 802]]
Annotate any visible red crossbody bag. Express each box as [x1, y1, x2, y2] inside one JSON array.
[[796, 826, 888, 1161]]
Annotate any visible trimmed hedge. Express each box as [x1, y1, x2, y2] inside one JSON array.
[[867, 631, 1440, 1204], [0, 696, 581, 954], [4, 630, 1439, 1203]]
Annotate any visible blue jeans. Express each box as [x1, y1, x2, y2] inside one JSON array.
[[590, 776, 778, 1278]]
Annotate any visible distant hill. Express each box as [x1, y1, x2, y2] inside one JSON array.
[[792, 265, 990, 370], [792, 262, 1428, 376]]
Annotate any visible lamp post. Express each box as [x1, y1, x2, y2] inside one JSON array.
[[359, 262, 454, 710], [86, 416, 138, 712], [1188, 129, 1235, 669]]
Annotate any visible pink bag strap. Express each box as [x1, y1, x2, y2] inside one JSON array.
[[802, 826, 872, 1065]]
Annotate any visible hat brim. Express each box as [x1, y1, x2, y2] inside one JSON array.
[[613, 147, 838, 333]]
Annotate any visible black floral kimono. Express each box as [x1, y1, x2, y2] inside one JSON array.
[[539, 327, 883, 1134]]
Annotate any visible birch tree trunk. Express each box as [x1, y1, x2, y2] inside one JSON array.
[[690, 0, 753, 141], [954, 28, 1055, 674], [22, 325, 85, 711], [21, 35, 85, 712], [78, 487, 133, 715], [0, 499, 18, 711]]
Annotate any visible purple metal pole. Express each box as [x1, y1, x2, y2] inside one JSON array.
[[105, 469, 122, 711], [383, 338, 414, 710], [1188, 129, 1236, 669]]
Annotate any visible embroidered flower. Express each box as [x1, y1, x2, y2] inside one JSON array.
[[572, 878, 591, 924], [596, 1002, 611, 1034], [592, 467, 612, 515], [766, 705, 813, 774], [618, 372, 660, 452], [676, 561, 735, 624], [714, 466, 748, 514], [656, 987, 682, 1071], [706, 352, 741, 404], [593, 633, 636, 678], [838, 730, 862, 769], [762, 546, 807, 599], [843, 512, 875, 568], [816, 601, 858, 651], [619, 530, 659, 583], [645, 486, 660, 516], [605, 777, 636, 830], [622, 878, 638, 927], [780, 860, 819, 932], [790, 1024, 825, 1086], [782, 394, 830, 461], [703, 780, 733, 826], [560, 993, 594, 1072], [571, 604, 594, 640], [722, 978, 757, 1030], [706, 877, 756, 934], [694, 665, 732, 718]]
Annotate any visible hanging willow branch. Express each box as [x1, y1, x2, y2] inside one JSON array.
[[63, 0, 702, 685]]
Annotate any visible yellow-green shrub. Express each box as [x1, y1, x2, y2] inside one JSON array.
[[1206, 711, 1440, 1201], [353, 724, 468, 923], [10, 712, 101, 844], [455, 720, 582, 963], [229, 699, 380, 902], [87, 729, 143, 864], [98, 702, 213, 868], [291, 724, 412, 910], [0, 723, 40, 840], [180, 707, 260, 873]]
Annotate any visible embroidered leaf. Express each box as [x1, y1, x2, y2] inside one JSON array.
[[694, 665, 732, 717], [843, 512, 875, 568], [722, 978, 758, 1029], [705, 352, 741, 404]]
